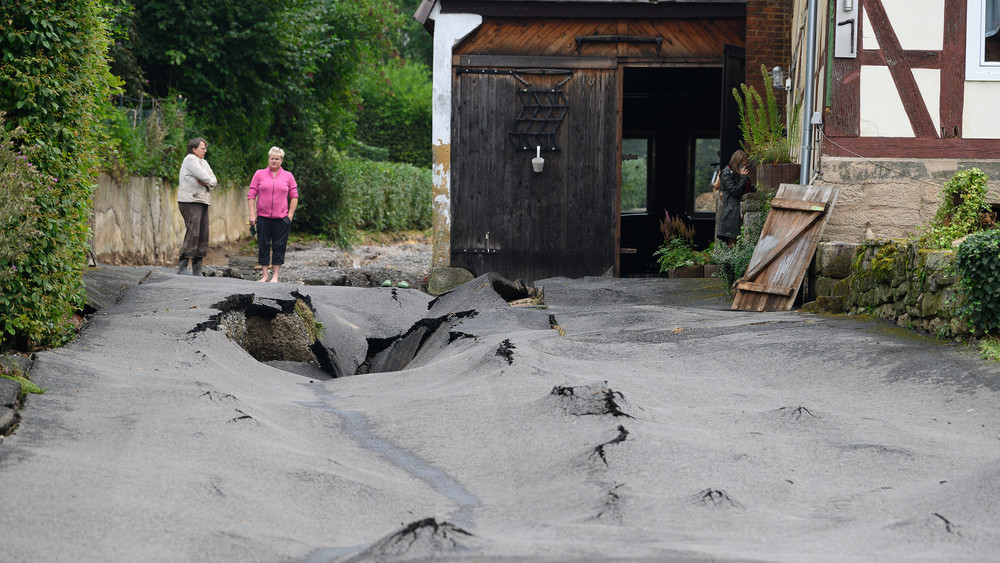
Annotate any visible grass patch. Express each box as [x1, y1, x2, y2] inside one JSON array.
[[0, 359, 45, 396], [978, 337, 1000, 362]]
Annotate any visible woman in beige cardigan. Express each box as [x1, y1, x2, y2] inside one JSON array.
[[176, 137, 217, 275]]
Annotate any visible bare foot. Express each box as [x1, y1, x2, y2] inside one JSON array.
[[269, 277, 279, 283], [257, 272, 270, 282]]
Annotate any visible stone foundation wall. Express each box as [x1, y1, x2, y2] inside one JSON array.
[[815, 157, 1000, 243], [808, 240, 967, 337], [92, 174, 247, 265]]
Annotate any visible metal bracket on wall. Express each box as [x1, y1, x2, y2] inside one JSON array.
[[575, 35, 663, 55], [509, 73, 572, 152]]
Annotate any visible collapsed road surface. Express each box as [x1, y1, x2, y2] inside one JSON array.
[[1, 267, 999, 562]]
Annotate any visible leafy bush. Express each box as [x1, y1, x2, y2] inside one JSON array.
[[0, 123, 46, 291], [733, 65, 798, 165], [954, 229, 1000, 334], [295, 152, 431, 247], [131, 0, 405, 178], [919, 168, 992, 249], [711, 189, 774, 292], [0, 0, 120, 352], [356, 60, 432, 168], [0, 122, 90, 351], [99, 96, 188, 181]]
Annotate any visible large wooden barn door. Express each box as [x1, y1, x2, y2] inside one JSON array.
[[451, 68, 619, 284]]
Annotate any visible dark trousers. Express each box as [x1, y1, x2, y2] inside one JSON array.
[[256, 216, 291, 266], [178, 202, 209, 259]]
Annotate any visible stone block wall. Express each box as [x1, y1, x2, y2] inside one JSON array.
[[815, 158, 1000, 243], [807, 240, 967, 337], [92, 174, 248, 265]]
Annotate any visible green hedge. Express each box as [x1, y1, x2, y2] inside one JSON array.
[[0, 0, 120, 351], [295, 152, 431, 246]]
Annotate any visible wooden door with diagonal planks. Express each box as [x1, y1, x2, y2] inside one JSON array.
[[732, 184, 839, 312]]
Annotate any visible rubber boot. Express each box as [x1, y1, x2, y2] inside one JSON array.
[[177, 257, 190, 275], [191, 257, 204, 277]]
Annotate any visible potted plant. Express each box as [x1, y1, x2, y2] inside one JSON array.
[[653, 211, 711, 278], [733, 65, 801, 191]]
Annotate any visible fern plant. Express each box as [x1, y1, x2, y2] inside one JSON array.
[[733, 65, 798, 165]]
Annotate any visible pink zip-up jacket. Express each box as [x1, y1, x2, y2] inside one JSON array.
[[248, 167, 298, 218]]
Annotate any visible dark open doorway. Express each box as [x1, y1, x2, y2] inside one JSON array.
[[620, 66, 724, 277]]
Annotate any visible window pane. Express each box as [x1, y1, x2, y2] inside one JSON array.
[[988, 0, 1000, 61], [693, 138, 720, 214], [621, 138, 648, 213]]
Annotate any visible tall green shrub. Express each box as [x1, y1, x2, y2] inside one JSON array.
[[356, 60, 432, 168], [132, 0, 405, 174], [295, 152, 431, 246], [954, 229, 1000, 334], [0, 123, 45, 291], [0, 0, 121, 350]]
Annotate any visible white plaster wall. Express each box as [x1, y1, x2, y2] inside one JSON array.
[[429, 6, 482, 268], [859, 2, 945, 138], [859, 66, 912, 137], [912, 68, 941, 132], [881, 0, 944, 50], [862, 9, 879, 50], [963, 81, 1000, 138]]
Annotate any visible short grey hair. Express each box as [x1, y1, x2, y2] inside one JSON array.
[[268, 146, 285, 159]]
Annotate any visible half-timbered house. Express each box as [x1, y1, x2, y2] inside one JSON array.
[[789, 0, 1000, 243]]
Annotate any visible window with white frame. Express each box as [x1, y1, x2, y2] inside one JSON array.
[[967, 0, 1000, 79]]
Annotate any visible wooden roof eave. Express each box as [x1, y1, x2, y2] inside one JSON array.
[[417, 0, 747, 35], [438, 0, 746, 19], [414, 0, 437, 34]]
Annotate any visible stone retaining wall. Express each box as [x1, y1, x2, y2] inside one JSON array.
[[807, 240, 967, 337], [92, 174, 247, 265], [815, 158, 1000, 243]]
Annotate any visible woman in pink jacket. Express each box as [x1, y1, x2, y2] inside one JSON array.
[[247, 146, 299, 283]]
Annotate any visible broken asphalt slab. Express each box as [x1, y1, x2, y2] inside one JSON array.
[[0, 267, 999, 561]]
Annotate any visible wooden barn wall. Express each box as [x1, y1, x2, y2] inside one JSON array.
[[454, 17, 746, 61], [449, 17, 746, 281], [451, 70, 619, 283]]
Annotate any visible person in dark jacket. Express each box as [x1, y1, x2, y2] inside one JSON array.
[[716, 149, 753, 246]]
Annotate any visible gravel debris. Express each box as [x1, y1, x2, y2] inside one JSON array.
[[204, 239, 433, 290]]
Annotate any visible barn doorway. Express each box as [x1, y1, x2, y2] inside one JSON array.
[[619, 66, 724, 277]]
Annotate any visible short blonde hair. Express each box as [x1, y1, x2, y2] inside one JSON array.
[[268, 146, 285, 159]]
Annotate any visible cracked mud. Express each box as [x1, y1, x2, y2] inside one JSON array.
[[2, 271, 999, 562]]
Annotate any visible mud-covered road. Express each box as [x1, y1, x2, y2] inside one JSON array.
[[1, 268, 998, 562]]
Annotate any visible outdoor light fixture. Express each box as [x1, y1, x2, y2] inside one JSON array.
[[770, 66, 789, 91], [532, 145, 544, 173]]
